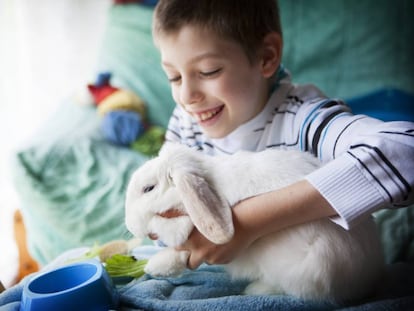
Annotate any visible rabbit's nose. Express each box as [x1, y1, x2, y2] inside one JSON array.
[[148, 232, 159, 240]]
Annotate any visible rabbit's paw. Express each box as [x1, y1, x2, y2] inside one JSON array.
[[144, 248, 189, 277]]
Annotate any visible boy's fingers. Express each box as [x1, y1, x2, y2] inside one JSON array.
[[186, 252, 204, 270], [176, 229, 210, 269]]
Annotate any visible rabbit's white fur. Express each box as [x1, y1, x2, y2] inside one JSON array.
[[125, 143, 384, 302]]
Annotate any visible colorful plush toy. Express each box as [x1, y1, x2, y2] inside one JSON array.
[[88, 72, 147, 146], [87, 72, 165, 156]]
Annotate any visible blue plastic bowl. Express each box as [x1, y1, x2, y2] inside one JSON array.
[[20, 260, 118, 311]]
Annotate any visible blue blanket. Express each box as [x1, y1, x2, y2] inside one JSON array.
[[118, 266, 334, 311], [2, 261, 414, 311]]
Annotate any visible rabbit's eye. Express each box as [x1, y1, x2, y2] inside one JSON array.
[[142, 185, 155, 193]]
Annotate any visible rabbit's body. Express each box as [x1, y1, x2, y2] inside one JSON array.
[[125, 143, 384, 302]]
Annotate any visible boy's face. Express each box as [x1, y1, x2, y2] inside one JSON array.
[[158, 25, 270, 138]]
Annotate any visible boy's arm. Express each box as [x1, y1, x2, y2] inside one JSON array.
[[294, 98, 414, 229], [180, 179, 336, 269], [275, 85, 413, 228]]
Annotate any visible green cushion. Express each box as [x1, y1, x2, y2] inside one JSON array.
[[96, 5, 175, 128], [12, 102, 149, 264], [279, 0, 414, 98]]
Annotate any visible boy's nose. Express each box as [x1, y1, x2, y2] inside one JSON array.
[[180, 79, 203, 105]]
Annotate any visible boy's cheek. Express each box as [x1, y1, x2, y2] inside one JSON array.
[[171, 88, 180, 104], [173, 93, 183, 108]]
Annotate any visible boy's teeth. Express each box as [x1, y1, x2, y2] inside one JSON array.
[[198, 108, 220, 121], [200, 111, 214, 121]]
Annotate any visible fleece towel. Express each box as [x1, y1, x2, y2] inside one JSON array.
[[2, 246, 414, 311]]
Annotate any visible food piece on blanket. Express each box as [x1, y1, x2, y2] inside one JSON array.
[[99, 238, 142, 262], [68, 238, 142, 263], [104, 254, 148, 279], [99, 240, 129, 261]]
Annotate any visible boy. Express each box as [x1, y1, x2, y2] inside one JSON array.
[[152, 0, 414, 269]]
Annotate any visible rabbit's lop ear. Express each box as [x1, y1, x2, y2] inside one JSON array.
[[173, 171, 234, 245]]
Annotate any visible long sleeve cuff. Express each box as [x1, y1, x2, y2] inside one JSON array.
[[305, 153, 387, 229]]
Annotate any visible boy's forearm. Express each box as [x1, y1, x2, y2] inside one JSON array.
[[234, 179, 337, 240]]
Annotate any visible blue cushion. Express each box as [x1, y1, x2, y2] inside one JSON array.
[[346, 88, 414, 122]]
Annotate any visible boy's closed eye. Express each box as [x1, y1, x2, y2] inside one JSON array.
[[168, 75, 181, 83], [199, 68, 222, 78], [167, 68, 222, 84]]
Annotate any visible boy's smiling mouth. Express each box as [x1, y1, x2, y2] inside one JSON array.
[[193, 106, 224, 123]]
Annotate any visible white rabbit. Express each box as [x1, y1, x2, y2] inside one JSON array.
[[125, 143, 384, 303]]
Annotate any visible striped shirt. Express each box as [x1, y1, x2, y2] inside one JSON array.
[[165, 70, 414, 229]]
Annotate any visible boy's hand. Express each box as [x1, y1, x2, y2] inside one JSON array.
[[176, 208, 255, 270]]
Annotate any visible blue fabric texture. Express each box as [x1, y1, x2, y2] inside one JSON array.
[[117, 265, 334, 311], [2, 259, 414, 311]]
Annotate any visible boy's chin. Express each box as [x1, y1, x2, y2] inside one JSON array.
[[201, 127, 232, 139]]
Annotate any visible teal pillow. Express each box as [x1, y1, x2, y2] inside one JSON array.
[[279, 0, 414, 98], [97, 5, 175, 128]]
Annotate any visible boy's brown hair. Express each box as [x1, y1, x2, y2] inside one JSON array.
[[153, 0, 282, 62]]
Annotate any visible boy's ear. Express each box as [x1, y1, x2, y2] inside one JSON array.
[[260, 32, 283, 78]]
